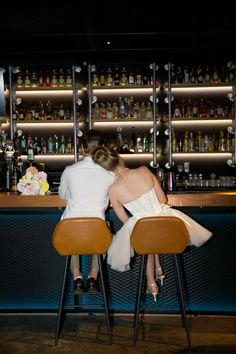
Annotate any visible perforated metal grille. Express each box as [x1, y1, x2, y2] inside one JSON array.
[[0, 209, 236, 314]]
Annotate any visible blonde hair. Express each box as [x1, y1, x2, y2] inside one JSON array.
[[92, 147, 119, 171]]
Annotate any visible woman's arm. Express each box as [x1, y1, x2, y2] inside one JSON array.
[[151, 172, 167, 204], [109, 189, 129, 224]]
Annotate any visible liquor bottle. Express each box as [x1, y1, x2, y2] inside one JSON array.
[[112, 102, 119, 120], [136, 73, 142, 86], [183, 66, 190, 84], [183, 130, 189, 152], [204, 66, 211, 83], [65, 69, 72, 87], [106, 67, 113, 86], [47, 136, 53, 153], [38, 70, 44, 87], [31, 70, 37, 88], [10, 161, 18, 192], [16, 71, 23, 88], [45, 70, 51, 87], [106, 103, 114, 120], [40, 137, 47, 154], [59, 135, 66, 154], [53, 134, 59, 153], [171, 129, 177, 153], [100, 69, 106, 86], [146, 102, 152, 120], [171, 64, 176, 84], [58, 68, 65, 88], [120, 67, 128, 86], [58, 104, 65, 120], [39, 101, 45, 120], [45, 100, 52, 120], [176, 66, 183, 83], [119, 97, 126, 119], [20, 135, 27, 154], [143, 133, 150, 152], [128, 72, 135, 86], [197, 66, 204, 83], [24, 70, 31, 88], [27, 142, 34, 164], [66, 137, 72, 153], [114, 67, 120, 86], [93, 103, 100, 120], [6, 159, 12, 191], [212, 66, 219, 83], [188, 131, 195, 152], [91, 71, 98, 87], [51, 69, 58, 87]]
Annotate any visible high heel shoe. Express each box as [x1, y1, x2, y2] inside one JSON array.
[[155, 266, 165, 286], [146, 282, 159, 302]]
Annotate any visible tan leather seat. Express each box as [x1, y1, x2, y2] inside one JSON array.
[[130, 216, 191, 348], [52, 217, 112, 345]]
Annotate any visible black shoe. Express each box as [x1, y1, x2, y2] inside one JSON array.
[[86, 277, 98, 293], [74, 278, 85, 293]]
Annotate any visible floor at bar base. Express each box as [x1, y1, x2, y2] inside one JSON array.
[[0, 314, 235, 354]]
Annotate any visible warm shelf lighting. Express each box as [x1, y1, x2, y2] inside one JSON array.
[[16, 122, 74, 128], [120, 153, 160, 159], [172, 119, 232, 127], [93, 120, 157, 127], [172, 153, 231, 158], [170, 86, 232, 94], [93, 88, 156, 95], [15, 90, 82, 96], [20, 155, 74, 160]]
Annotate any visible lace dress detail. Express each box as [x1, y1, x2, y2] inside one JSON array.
[[107, 188, 213, 272]]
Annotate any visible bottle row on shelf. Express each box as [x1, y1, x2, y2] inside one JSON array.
[[172, 99, 233, 119], [170, 62, 235, 85], [92, 98, 155, 120], [15, 68, 73, 89], [169, 129, 233, 153], [15, 134, 74, 157], [13, 101, 78, 121], [92, 66, 151, 87]]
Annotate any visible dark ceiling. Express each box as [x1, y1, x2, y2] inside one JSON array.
[[1, 0, 236, 66]]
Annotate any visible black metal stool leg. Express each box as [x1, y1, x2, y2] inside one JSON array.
[[98, 254, 112, 344], [172, 254, 191, 349], [133, 254, 145, 346], [54, 255, 71, 346]]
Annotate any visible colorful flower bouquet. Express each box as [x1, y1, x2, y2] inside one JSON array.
[[17, 166, 49, 196]]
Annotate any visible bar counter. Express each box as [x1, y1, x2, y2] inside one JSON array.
[[0, 191, 236, 314], [0, 190, 236, 207]]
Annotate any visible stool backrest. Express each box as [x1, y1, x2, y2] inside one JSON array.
[[130, 216, 189, 254], [52, 217, 112, 256]]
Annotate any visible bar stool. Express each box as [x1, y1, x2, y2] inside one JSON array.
[[130, 216, 191, 348], [52, 217, 112, 345]]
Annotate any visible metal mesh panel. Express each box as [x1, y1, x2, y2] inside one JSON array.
[[0, 208, 236, 314]]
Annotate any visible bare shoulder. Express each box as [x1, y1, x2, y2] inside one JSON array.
[[137, 165, 151, 174]]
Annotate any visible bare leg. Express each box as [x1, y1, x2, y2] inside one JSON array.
[[70, 255, 82, 280], [154, 254, 165, 285], [146, 254, 158, 301], [88, 255, 99, 279]]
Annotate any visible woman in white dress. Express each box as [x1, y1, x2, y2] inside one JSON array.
[[92, 147, 213, 301]]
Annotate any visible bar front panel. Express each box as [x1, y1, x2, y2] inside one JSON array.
[[0, 203, 235, 314]]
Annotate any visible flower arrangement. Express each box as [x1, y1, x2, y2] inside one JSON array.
[[17, 166, 49, 196]]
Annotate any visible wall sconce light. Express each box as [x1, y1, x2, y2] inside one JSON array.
[[92, 96, 97, 104], [149, 63, 158, 70], [76, 98, 83, 106], [74, 65, 81, 73], [164, 96, 174, 104], [11, 66, 20, 74], [149, 95, 159, 103]]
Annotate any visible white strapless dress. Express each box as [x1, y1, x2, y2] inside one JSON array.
[[107, 188, 213, 272]]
